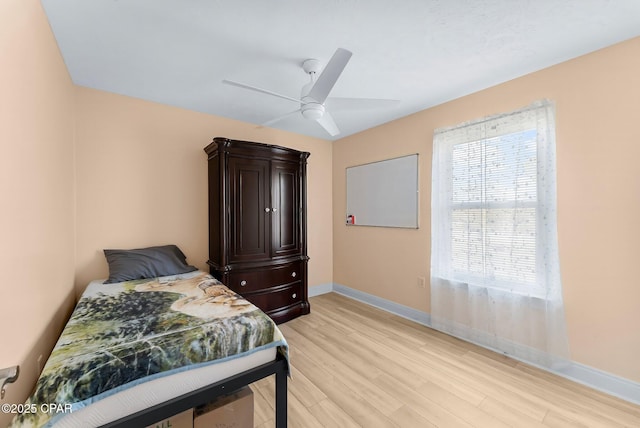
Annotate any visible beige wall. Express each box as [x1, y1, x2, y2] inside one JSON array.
[[74, 87, 334, 295], [0, 1, 77, 426], [333, 37, 640, 383]]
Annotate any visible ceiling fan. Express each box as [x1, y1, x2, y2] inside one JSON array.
[[222, 48, 399, 137]]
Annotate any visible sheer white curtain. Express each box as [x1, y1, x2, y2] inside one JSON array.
[[430, 100, 569, 369]]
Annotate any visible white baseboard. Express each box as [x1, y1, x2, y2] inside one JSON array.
[[308, 282, 333, 297], [316, 283, 640, 405], [332, 283, 431, 326], [557, 362, 640, 405]]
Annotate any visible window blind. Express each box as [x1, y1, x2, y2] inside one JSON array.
[[432, 103, 549, 295]]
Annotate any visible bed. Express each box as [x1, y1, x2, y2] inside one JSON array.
[[9, 245, 289, 428]]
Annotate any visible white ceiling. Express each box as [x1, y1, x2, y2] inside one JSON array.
[[41, 0, 640, 141]]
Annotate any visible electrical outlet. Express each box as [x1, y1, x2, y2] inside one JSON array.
[[418, 277, 426, 289]]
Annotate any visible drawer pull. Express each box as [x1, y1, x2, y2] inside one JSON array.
[[240, 280, 247, 286], [292, 293, 297, 299], [291, 272, 297, 278]]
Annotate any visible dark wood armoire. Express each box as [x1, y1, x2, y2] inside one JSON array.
[[204, 137, 310, 324]]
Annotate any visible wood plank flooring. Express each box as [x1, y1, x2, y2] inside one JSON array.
[[250, 293, 640, 427]]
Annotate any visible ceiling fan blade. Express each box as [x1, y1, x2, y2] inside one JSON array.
[[222, 79, 303, 104], [261, 109, 301, 127], [306, 48, 352, 104], [316, 111, 340, 136], [326, 97, 401, 111]]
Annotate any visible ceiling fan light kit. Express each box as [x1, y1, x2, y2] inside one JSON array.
[[301, 103, 325, 120], [222, 48, 398, 137]]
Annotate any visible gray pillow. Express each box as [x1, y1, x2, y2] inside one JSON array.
[[103, 244, 197, 284]]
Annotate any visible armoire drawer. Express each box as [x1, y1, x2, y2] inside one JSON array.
[[228, 262, 302, 292], [248, 283, 303, 312]]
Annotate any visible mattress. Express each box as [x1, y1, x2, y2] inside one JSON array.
[[54, 347, 275, 427], [10, 271, 287, 427]]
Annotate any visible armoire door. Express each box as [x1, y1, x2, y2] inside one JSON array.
[[271, 160, 301, 258], [228, 156, 271, 262]]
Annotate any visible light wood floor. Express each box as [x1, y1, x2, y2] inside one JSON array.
[[250, 293, 640, 427]]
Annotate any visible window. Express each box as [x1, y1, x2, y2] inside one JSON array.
[[430, 101, 569, 367], [431, 101, 556, 297]]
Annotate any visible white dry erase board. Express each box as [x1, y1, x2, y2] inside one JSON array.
[[346, 154, 419, 228]]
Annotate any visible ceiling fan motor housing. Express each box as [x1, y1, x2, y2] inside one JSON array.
[[301, 102, 325, 120]]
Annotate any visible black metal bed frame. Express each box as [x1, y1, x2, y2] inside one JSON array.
[[100, 352, 288, 428]]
